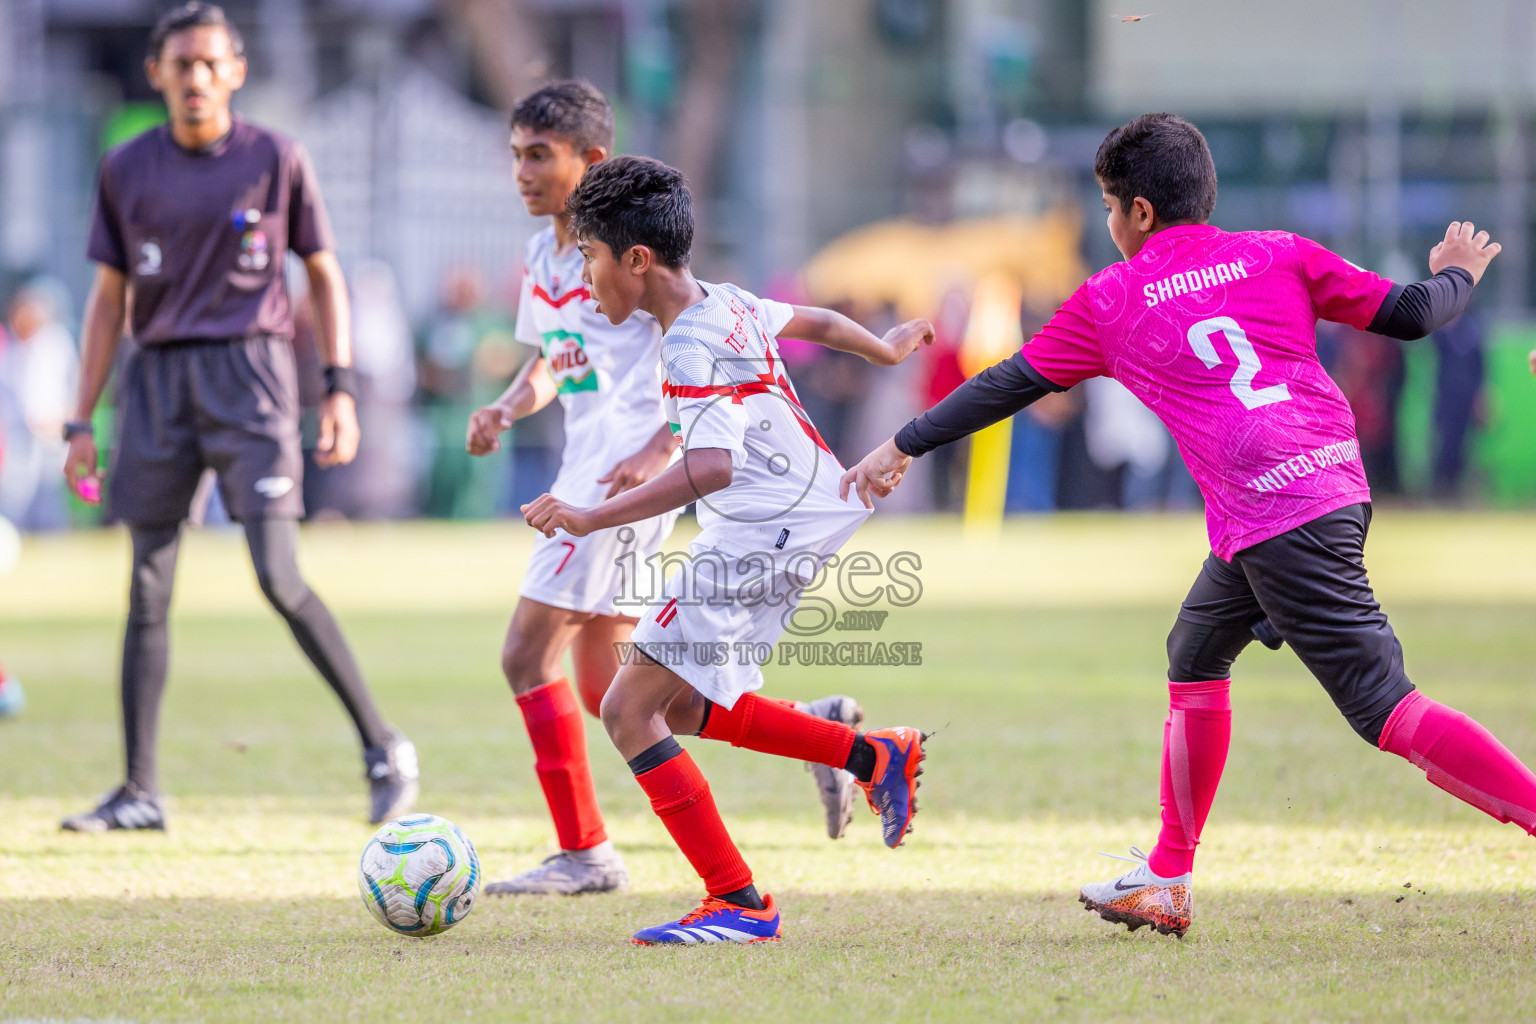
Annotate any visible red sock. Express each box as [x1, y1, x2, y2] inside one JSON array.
[[634, 749, 753, 895], [1379, 690, 1536, 833], [516, 678, 607, 851], [1148, 680, 1231, 878], [697, 693, 856, 767]]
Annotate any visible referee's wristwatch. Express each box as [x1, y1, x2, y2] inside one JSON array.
[[63, 420, 94, 441], [323, 365, 358, 398]]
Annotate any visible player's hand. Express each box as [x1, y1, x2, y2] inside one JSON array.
[[466, 403, 514, 456], [598, 441, 673, 499], [1429, 221, 1501, 286], [64, 433, 101, 503], [316, 392, 361, 468], [1529, 346, 1535, 377], [874, 318, 936, 366], [520, 493, 594, 538], [839, 436, 913, 509]]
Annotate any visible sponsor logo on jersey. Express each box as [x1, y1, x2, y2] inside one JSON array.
[[136, 240, 163, 276], [233, 208, 269, 271], [237, 229, 270, 271], [542, 329, 598, 393], [255, 476, 295, 499]]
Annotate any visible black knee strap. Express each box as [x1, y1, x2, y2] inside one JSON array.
[[1167, 617, 1256, 683], [627, 736, 683, 776]]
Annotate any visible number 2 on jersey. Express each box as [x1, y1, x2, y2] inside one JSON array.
[[1185, 316, 1291, 411]]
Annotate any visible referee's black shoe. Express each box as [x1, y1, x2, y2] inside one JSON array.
[[365, 731, 420, 825], [60, 782, 166, 832]]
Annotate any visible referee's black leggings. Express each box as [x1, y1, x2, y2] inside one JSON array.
[[121, 518, 390, 793]]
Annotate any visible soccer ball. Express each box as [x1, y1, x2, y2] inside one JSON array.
[[357, 814, 480, 936]]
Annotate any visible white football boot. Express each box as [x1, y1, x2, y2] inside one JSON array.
[[1078, 847, 1193, 937]]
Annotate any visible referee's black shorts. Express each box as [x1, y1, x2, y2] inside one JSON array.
[[1168, 503, 1414, 745], [107, 335, 306, 525]]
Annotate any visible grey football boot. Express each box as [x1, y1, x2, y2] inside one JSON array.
[[365, 731, 420, 825], [484, 839, 629, 896], [800, 695, 866, 839], [61, 782, 166, 832]]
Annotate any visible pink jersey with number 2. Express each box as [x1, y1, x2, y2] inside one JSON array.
[[1023, 224, 1393, 560]]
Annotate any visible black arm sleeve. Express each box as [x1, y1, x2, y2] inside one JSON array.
[[1366, 267, 1475, 340], [893, 351, 1064, 457]]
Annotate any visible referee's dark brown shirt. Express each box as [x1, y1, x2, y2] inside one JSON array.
[[86, 118, 334, 344]]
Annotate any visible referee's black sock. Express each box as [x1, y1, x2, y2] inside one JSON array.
[[244, 518, 392, 750], [122, 523, 183, 794]]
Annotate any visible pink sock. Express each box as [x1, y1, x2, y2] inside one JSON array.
[[1147, 680, 1231, 878], [1378, 690, 1536, 834]]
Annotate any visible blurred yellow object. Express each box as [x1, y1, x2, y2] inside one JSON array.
[[801, 210, 1087, 320], [964, 419, 1013, 539], [960, 273, 1025, 376], [961, 274, 1025, 537]]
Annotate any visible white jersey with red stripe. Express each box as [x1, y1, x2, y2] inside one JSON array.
[[515, 225, 667, 506], [661, 281, 871, 564]]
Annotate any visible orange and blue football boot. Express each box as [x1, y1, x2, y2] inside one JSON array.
[[857, 726, 926, 848], [631, 894, 782, 945]]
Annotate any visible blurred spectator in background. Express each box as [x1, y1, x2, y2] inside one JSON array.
[[1325, 324, 1405, 496], [919, 289, 970, 513], [1005, 389, 1075, 513], [1083, 377, 1173, 510], [418, 266, 517, 518], [0, 280, 79, 530], [1431, 307, 1486, 501]]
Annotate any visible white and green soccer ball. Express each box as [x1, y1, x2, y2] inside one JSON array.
[[358, 814, 480, 936]]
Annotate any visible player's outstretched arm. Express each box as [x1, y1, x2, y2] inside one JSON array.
[[598, 423, 677, 498], [521, 447, 732, 537], [1430, 221, 1500, 285], [840, 349, 1059, 508], [1371, 222, 1502, 343], [782, 306, 935, 366], [840, 437, 913, 509], [466, 356, 557, 455]]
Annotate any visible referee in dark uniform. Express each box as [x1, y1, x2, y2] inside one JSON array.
[[61, 2, 419, 831]]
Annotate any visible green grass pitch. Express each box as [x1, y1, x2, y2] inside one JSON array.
[[3, 514, 1536, 1022]]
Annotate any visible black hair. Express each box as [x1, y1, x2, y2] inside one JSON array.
[[566, 156, 693, 269], [148, 2, 244, 60], [511, 80, 616, 155], [1094, 113, 1217, 224]]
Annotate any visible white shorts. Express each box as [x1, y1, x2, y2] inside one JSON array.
[[628, 542, 832, 709], [518, 511, 678, 617]]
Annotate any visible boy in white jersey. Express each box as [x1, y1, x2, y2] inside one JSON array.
[[468, 83, 866, 897], [522, 156, 934, 944]]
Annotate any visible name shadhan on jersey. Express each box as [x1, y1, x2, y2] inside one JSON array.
[[1144, 259, 1250, 307]]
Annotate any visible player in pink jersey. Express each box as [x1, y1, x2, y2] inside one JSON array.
[[843, 113, 1529, 938]]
